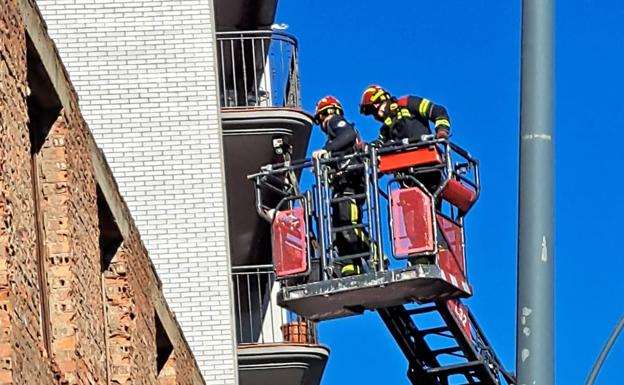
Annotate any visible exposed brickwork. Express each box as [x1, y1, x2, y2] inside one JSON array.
[[158, 354, 176, 385], [0, 1, 205, 384], [35, 1, 239, 380], [0, 2, 58, 384], [38, 114, 108, 384]]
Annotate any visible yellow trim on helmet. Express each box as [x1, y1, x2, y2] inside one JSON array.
[[370, 89, 387, 103]]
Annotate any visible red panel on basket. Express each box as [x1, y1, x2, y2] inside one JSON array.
[[391, 187, 435, 258], [440, 179, 477, 213], [272, 208, 308, 278], [437, 214, 466, 279], [379, 147, 443, 173]]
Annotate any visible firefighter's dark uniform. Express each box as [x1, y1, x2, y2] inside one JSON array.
[[321, 115, 369, 276], [376, 96, 451, 192], [377, 96, 451, 264], [377, 95, 451, 144]]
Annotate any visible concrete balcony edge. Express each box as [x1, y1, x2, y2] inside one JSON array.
[[238, 343, 330, 385]]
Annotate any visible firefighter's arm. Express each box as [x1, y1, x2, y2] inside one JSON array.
[[408, 96, 451, 137], [372, 125, 390, 146], [323, 118, 356, 153]]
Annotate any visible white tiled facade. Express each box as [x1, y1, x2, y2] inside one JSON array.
[[36, 1, 238, 383]]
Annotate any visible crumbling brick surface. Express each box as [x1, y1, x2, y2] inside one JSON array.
[[0, 1, 58, 384], [158, 354, 176, 385], [39, 114, 107, 385], [0, 1, 205, 384]]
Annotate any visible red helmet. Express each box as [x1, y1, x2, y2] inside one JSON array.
[[360, 85, 391, 115], [314, 96, 343, 124]]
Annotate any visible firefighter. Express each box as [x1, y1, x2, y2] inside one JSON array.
[[360, 85, 452, 192], [360, 86, 450, 264], [359, 85, 451, 144], [313, 96, 369, 277]]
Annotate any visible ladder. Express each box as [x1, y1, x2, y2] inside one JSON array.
[[379, 301, 516, 385]]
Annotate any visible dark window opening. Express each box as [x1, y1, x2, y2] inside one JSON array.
[[26, 33, 62, 154], [97, 187, 123, 271], [155, 313, 174, 374], [26, 32, 62, 354]]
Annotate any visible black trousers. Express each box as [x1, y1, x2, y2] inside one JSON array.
[[330, 172, 370, 272]]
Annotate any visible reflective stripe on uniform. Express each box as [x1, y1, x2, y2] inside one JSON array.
[[419, 99, 431, 118], [348, 200, 385, 264], [435, 118, 450, 128], [341, 264, 361, 275]]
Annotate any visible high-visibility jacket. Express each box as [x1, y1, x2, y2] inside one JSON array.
[[377, 96, 451, 144]]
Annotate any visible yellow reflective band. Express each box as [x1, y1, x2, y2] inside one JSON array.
[[341, 264, 361, 274], [384, 117, 393, 126], [353, 227, 367, 241], [350, 202, 358, 224], [435, 119, 450, 128], [370, 89, 386, 103], [400, 108, 411, 118], [419, 99, 431, 117]]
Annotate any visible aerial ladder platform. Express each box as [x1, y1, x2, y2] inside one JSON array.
[[248, 138, 516, 385]]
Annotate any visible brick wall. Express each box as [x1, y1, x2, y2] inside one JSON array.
[[0, 2, 58, 382], [34, 1, 239, 381], [0, 0, 205, 383]]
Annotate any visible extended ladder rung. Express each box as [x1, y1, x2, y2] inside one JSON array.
[[331, 223, 368, 233], [330, 193, 367, 203], [426, 360, 484, 376], [332, 252, 371, 262], [420, 326, 450, 336], [432, 346, 464, 356], [406, 305, 437, 315]]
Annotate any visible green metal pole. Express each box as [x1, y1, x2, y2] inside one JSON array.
[[517, 0, 555, 384]]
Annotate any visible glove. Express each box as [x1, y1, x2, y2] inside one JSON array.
[[312, 149, 329, 159], [435, 129, 450, 139]]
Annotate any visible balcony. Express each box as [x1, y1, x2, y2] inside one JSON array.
[[217, 30, 300, 109], [217, 30, 312, 268], [233, 266, 329, 385]]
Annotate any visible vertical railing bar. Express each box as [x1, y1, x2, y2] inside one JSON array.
[[279, 39, 286, 105], [323, 164, 334, 274], [251, 36, 259, 106], [230, 39, 238, 106], [294, 46, 301, 107], [236, 274, 243, 342], [246, 273, 253, 342], [370, 146, 384, 271], [362, 156, 375, 270], [219, 39, 227, 107], [240, 35, 249, 107], [260, 37, 269, 105], [268, 271, 276, 343], [256, 269, 264, 343], [313, 161, 327, 280]]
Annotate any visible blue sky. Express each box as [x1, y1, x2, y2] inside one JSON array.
[[277, 1, 624, 384]]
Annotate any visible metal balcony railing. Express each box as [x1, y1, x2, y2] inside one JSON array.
[[216, 30, 301, 109], [232, 265, 317, 345]]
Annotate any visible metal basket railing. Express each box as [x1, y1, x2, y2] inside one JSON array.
[[232, 265, 317, 344], [216, 30, 301, 109]]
